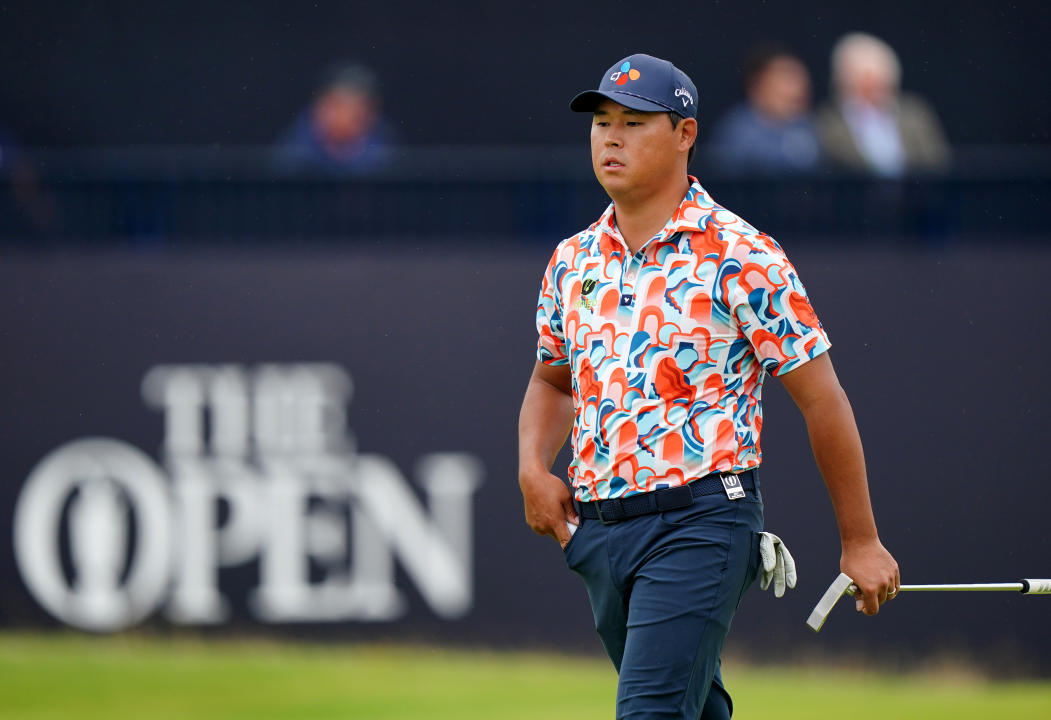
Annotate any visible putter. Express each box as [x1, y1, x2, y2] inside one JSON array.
[[806, 573, 1051, 632]]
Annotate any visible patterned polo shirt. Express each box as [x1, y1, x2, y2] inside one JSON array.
[[536, 178, 831, 502]]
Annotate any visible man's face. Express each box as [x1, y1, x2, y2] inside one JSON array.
[[590, 99, 692, 197], [313, 87, 376, 146], [842, 57, 895, 108], [750, 56, 812, 122]]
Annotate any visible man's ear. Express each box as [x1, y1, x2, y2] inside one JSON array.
[[678, 117, 698, 152]]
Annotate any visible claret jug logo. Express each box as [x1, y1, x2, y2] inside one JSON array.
[[13, 364, 484, 632]]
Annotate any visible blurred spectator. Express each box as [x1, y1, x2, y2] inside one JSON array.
[[817, 33, 950, 177], [0, 126, 57, 234], [707, 46, 820, 175], [272, 63, 393, 174]]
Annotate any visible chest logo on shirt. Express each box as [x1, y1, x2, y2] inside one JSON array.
[[576, 276, 598, 311]]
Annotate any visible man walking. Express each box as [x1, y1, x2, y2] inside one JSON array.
[[518, 53, 899, 719]]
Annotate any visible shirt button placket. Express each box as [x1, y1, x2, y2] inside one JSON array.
[[621, 250, 644, 307]]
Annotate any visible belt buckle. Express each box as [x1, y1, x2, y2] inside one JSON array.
[[595, 498, 620, 525]]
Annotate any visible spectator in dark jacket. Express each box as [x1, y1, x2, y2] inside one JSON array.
[[0, 126, 57, 233], [273, 63, 393, 175], [708, 46, 821, 175]]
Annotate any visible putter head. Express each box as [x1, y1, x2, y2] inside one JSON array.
[[806, 572, 855, 632]]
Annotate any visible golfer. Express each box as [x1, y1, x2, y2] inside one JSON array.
[[518, 53, 900, 719]]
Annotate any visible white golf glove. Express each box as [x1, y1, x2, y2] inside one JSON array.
[[758, 531, 797, 598]]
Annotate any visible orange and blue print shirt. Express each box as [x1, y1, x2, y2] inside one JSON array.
[[536, 178, 831, 501]]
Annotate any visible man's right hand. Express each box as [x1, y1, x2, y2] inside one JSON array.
[[519, 467, 579, 547], [518, 360, 577, 547]]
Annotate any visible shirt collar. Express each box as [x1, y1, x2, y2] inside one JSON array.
[[595, 176, 716, 256]]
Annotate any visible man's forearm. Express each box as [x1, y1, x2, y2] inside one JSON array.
[[518, 372, 575, 473], [782, 352, 899, 614], [518, 363, 579, 545], [800, 384, 880, 547]]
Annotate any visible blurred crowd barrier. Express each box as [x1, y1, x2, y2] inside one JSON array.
[[1, 144, 1048, 245]]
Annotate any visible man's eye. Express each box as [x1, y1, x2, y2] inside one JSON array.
[[626, 121, 642, 126]]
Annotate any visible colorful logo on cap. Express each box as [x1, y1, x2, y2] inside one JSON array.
[[609, 61, 641, 85]]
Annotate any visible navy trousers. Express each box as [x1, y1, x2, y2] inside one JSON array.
[[563, 480, 763, 719]]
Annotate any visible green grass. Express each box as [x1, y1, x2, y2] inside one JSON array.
[[0, 633, 1048, 719]]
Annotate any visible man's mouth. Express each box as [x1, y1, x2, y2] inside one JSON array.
[[603, 159, 625, 168]]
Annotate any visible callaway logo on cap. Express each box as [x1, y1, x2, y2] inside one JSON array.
[[570, 53, 698, 119]]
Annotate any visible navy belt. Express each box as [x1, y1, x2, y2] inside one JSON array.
[[577, 470, 757, 525]]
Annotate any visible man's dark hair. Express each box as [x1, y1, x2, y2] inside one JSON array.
[[668, 113, 696, 165], [318, 62, 379, 98], [740, 44, 796, 91]]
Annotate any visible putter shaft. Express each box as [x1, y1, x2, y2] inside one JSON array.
[[807, 575, 1051, 632], [853, 582, 1025, 593]]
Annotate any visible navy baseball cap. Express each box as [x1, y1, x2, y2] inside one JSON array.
[[570, 53, 698, 119]]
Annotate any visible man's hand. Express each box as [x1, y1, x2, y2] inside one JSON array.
[[842, 539, 900, 615], [519, 467, 579, 547], [518, 360, 576, 547]]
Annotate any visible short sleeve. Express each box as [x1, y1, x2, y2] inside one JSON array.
[[536, 248, 569, 366], [727, 235, 831, 376]]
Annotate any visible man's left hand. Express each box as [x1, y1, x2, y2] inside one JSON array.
[[842, 540, 900, 615]]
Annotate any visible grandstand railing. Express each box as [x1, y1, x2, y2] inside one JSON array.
[[1, 145, 1047, 245]]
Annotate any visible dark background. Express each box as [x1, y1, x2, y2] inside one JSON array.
[[0, 0, 1047, 147], [1, 246, 1049, 675], [0, 0, 1049, 678]]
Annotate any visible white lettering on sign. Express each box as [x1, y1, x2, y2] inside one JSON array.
[[13, 364, 484, 632]]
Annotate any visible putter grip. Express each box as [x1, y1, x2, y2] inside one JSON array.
[[1021, 579, 1051, 594]]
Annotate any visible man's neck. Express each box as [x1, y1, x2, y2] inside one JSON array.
[[610, 175, 691, 254]]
